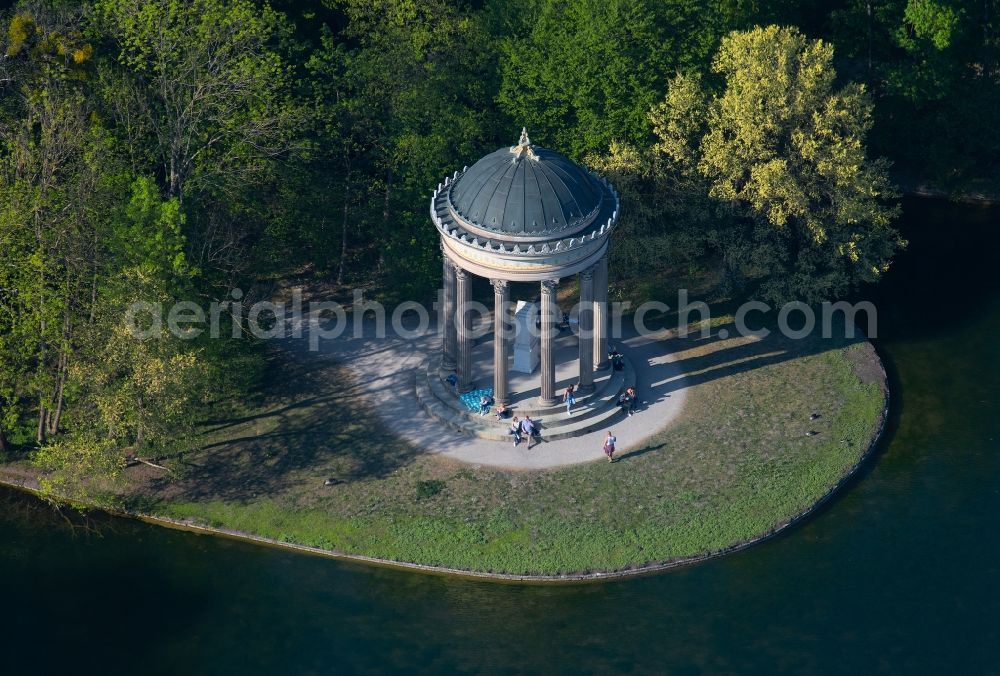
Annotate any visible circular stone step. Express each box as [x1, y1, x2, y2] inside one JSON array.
[[425, 357, 628, 422], [414, 354, 636, 441]]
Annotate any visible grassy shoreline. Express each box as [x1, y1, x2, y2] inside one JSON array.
[[1, 316, 888, 577]]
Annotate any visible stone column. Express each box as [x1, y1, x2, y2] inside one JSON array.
[[455, 266, 474, 393], [539, 279, 559, 407], [593, 252, 610, 371], [577, 266, 595, 393], [491, 279, 511, 406], [441, 254, 457, 372]]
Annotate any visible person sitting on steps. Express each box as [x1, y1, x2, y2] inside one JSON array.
[[509, 416, 522, 446], [520, 416, 540, 449], [608, 345, 625, 371], [617, 390, 633, 416], [479, 394, 494, 416]]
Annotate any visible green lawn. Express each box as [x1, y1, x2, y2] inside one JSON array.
[[131, 318, 886, 576]]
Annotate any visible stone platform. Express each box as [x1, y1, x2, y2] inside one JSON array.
[[415, 330, 636, 441], [287, 314, 688, 469]]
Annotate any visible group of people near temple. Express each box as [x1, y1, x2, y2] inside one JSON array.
[[460, 342, 636, 456], [508, 415, 539, 448], [507, 415, 616, 462], [617, 387, 638, 417]]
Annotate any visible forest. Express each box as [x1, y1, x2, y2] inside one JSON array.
[[0, 0, 996, 494]]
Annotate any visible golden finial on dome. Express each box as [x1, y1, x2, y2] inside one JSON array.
[[511, 127, 538, 161]]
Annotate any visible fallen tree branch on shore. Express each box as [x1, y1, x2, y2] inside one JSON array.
[[127, 455, 171, 472]]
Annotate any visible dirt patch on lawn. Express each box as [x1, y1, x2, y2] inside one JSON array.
[[845, 341, 888, 390]]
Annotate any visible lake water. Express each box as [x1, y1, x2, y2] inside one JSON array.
[[1, 198, 997, 675]]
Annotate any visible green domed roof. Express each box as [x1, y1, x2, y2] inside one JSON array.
[[448, 130, 603, 237]]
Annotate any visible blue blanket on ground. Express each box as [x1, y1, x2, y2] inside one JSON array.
[[460, 388, 494, 412]]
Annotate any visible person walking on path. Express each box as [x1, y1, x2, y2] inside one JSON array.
[[564, 384, 576, 415], [509, 416, 522, 446], [603, 430, 617, 462]]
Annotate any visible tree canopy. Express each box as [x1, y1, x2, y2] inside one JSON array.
[[592, 26, 904, 302], [3, 0, 996, 497], [699, 26, 903, 301]]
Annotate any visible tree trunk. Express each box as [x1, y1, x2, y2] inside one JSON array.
[[37, 400, 47, 445], [169, 145, 184, 208], [47, 294, 72, 436], [48, 353, 68, 436], [0, 399, 8, 453], [37, 266, 47, 446], [88, 271, 99, 324], [49, 388, 64, 436], [337, 174, 351, 287], [985, 0, 990, 46], [867, 2, 873, 74], [378, 168, 393, 272], [169, 153, 180, 200]]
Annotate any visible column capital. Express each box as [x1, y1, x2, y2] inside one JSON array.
[[490, 278, 509, 292], [440, 241, 457, 265], [454, 265, 470, 281], [540, 278, 559, 294], [579, 266, 595, 282]]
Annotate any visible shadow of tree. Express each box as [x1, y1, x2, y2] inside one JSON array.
[[628, 312, 866, 415], [143, 347, 421, 503], [614, 317, 867, 462]]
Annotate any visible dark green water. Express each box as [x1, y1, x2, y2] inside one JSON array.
[[2, 199, 998, 675]]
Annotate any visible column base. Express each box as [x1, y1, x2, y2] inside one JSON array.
[[576, 383, 595, 395], [441, 359, 457, 373], [594, 360, 610, 372], [538, 396, 559, 408]]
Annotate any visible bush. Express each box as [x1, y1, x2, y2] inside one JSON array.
[[415, 479, 445, 500]]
